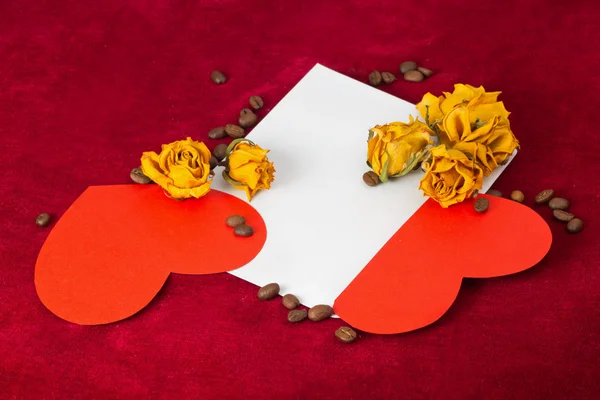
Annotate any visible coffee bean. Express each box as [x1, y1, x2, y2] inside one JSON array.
[[362, 171, 379, 187], [224, 124, 245, 138], [238, 112, 258, 129], [209, 156, 218, 170], [226, 214, 246, 228], [567, 218, 584, 233], [130, 167, 152, 184], [282, 294, 300, 310], [399, 61, 418, 74], [208, 126, 227, 140], [308, 305, 334, 322], [212, 143, 228, 161], [535, 189, 554, 204], [510, 190, 525, 203], [249, 96, 264, 110], [417, 66, 433, 78], [240, 108, 254, 116], [403, 70, 425, 83], [288, 309, 308, 323], [368, 71, 382, 86], [36, 213, 51, 227], [210, 70, 227, 84], [474, 197, 489, 213], [335, 326, 357, 343], [234, 224, 254, 237], [487, 189, 502, 197], [553, 209, 575, 222], [381, 72, 396, 84], [257, 283, 280, 300], [549, 197, 570, 210]]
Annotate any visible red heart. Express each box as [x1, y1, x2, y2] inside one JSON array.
[[333, 195, 552, 334]]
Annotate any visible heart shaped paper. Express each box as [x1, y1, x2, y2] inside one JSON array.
[[333, 194, 552, 334], [35, 185, 267, 325]]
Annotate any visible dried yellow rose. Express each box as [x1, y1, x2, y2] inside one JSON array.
[[223, 139, 275, 201]]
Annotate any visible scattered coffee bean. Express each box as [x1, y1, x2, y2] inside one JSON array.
[[553, 209, 575, 222], [257, 283, 280, 300], [249, 95, 264, 110], [362, 171, 379, 187], [282, 294, 300, 310], [288, 309, 308, 323], [474, 197, 489, 213], [368, 71, 382, 86], [535, 189, 554, 204], [510, 190, 525, 203], [399, 61, 418, 74], [487, 189, 502, 197], [308, 305, 334, 322], [403, 70, 425, 82], [209, 156, 218, 170], [210, 70, 227, 84], [566, 218, 584, 233], [226, 214, 246, 228], [417, 66, 434, 78], [208, 126, 227, 140], [381, 72, 396, 84], [36, 213, 51, 227], [234, 224, 254, 237], [238, 112, 258, 129], [212, 143, 228, 162], [549, 197, 570, 210], [130, 167, 152, 184], [240, 108, 254, 116], [335, 326, 357, 343], [225, 124, 245, 139]]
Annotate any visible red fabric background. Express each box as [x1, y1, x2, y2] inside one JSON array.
[[1, 0, 599, 398]]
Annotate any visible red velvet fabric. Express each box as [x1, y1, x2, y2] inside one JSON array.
[[1, 0, 599, 398]]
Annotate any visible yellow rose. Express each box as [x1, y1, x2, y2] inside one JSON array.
[[442, 104, 519, 175], [419, 145, 483, 208], [222, 139, 275, 201], [367, 116, 434, 182], [140, 137, 213, 199]]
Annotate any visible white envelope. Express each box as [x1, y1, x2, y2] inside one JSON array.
[[211, 64, 515, 310]]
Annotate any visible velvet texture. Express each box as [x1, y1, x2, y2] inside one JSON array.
[[1, 0, 599, 398]]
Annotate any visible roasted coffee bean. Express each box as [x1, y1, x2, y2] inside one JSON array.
[[567, 218, 584, 233], [257, 283, 280, 300], [553, 209, 575, 222], [208, 126, 227, 140], [362, 171, 379, 187], [240, 108, 254, 116], [288, 309, 308, 323], [487, 189, 502, 197], [535, 189, 554, 204], [224, 124, 245, 138], [403, 70, 425, 82], [238, 112, 258, 129], [399, 61, 418, 74], [417, 66, 433, 78], [249, 95, 264, 110], [226, 214, 246, 228], [308, 305, 334, 322], [234, 224, 254, 237], [282, 294, 300, 310], [368, 71, 382, 86], [36, 213, 51, 227], [381, 72, 396, 84], [130, 167, 152, 184], [209, 156, 218, 170], [335, 326, 357, 343], [510, 190, 525, 203], [212, 143, 228, 161], [549, 197, 570, 210], [474, 197, 489, 213], [210, 70, 227, 84]]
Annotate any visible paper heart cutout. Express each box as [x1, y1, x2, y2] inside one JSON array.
[[35, 185, 266, 325], [333, 194, 552, 334]]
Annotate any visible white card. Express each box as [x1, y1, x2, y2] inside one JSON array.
[[211, 64, 515, 310]]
